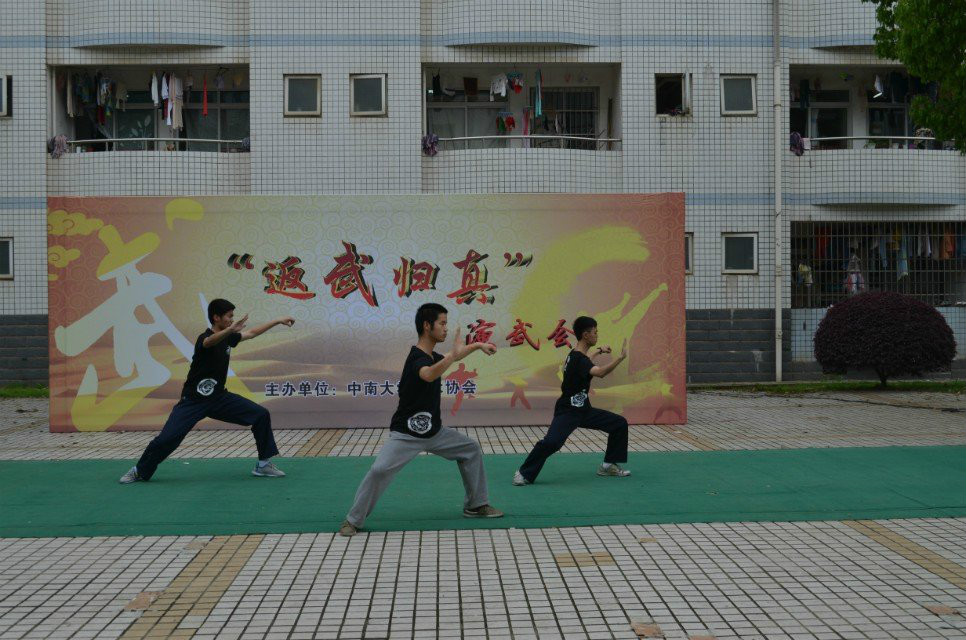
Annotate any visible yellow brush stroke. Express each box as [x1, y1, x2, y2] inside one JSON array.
[[468, 225, 672, 406], [48, 273, 58, 281], [48, 245, 81, 268], [48, 209, 103, 237], [96, 226, 160, 278], [71, 386, 155, 432], [165, 198, 204, 230]]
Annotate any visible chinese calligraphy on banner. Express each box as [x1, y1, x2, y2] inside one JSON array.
[[47, 194, 686, 432]]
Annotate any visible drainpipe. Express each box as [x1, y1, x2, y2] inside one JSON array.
[[773, 0, 784, 381]]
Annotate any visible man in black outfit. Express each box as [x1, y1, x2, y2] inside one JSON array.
[[339, 302, 504, 536], [514, 316, 631, 485], [119, 299, 295, 483]]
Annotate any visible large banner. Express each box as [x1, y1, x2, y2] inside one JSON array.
[[48, 195, 686, 432]]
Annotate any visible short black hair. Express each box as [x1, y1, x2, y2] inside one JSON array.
[[208, 298, 235, 324], [415, 303, 448, 335], [572, 316, 597, 341]]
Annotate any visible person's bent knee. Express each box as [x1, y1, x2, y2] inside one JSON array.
[[542, 438, 566, 453]]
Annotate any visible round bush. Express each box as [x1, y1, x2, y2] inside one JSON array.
[[814, 291, 957, 385]]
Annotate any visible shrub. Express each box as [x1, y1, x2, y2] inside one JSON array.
[[814, 291, 957, 386]]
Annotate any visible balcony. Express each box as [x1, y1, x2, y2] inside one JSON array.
[[785, 0, 878, 50], [422, 141, 622, 193], [786, 141, 966, 206], [47, 144, 251, 196], [63, 0, 241, 48], [786, 66, 966, 206], [439, 0, 606, 46]]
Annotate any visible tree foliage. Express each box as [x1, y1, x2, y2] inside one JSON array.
[[863, 0, 966, 153]]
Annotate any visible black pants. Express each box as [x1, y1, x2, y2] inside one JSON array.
[[136, 392, 279, 480], [518, 407, 628, 482]]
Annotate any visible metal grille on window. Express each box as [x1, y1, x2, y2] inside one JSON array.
[[791, 221, 966, 309], [528, 87, 599, 150]]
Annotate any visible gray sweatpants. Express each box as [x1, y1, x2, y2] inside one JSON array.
[[345, 427, 489, 528]]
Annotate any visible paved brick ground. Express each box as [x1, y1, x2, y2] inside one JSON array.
[[1, 390, 964, 639]]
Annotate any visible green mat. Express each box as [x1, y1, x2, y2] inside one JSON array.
[[1, 447, 964, 538]]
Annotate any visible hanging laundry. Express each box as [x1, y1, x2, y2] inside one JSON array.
[[522, 107, 531, 148], [171, 75, 184, 131], [873, 74, 884, 99], [66, 73, 75, 118], [507, 72, 524, 94], [878, 233, 889, 269], [917, 226, 931, 257], [151, 73, 159, 106], [489, 74, 507, 100], [843, 253, 866, 295], [48, 135, 68, 159], [815, 227, 829, 260], [535, 70, 543, 117], [115, 82, 129, 110], [495, 112, 515, 133], [165, 74, 174, 127], [797, 263, 813, 286], [898, 233, 909, 280], [789, 132, 805, 156], [941, 226, 954, 260]]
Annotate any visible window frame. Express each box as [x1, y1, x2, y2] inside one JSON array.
[[655, 73, 692, 117], [0, 75, 9, 117], [685, 233, 694, 275], [720, 74, 757, 116], [0, 237, 12, 279], [722, 232, 758, 274], [350, 73, 388, 117], [283, 74, 321, 117]]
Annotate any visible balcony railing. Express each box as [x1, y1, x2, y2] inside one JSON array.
[[434, 135, 622, 152], [62, 138, 248, 154], [807, 135, 945, 151]]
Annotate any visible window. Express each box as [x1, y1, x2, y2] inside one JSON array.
[[720, 75, 757, 116], [656, 74, 691, 116], [66, 82, 249, 151], [426, 80, 507, 149], [722, 233, 757, 274], [185, 89, 249, 150], [529, 87, 599, 150], [685, 233, 694, 274], [284, 75, 321, 116], [0, 75, 9, 117], [0, 238, 11, 279], [791, 221, 966, 308], [350, 74, 387, 116]]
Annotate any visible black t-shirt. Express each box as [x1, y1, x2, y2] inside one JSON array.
[[554, 350, 594, 415], [389, 346, 443, 438], [182, 329, 242, 399]]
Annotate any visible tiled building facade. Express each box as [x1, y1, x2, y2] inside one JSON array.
[[1, 0, 964, 385]]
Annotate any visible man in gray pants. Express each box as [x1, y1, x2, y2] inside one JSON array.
[[339, 303, 504, 536]]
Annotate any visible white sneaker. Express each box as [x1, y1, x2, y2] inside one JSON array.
[[597, 463, 631, 477], [512, 470, 531, 486], [119, 466, 142, 484], [252, 462, 286, 477]]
